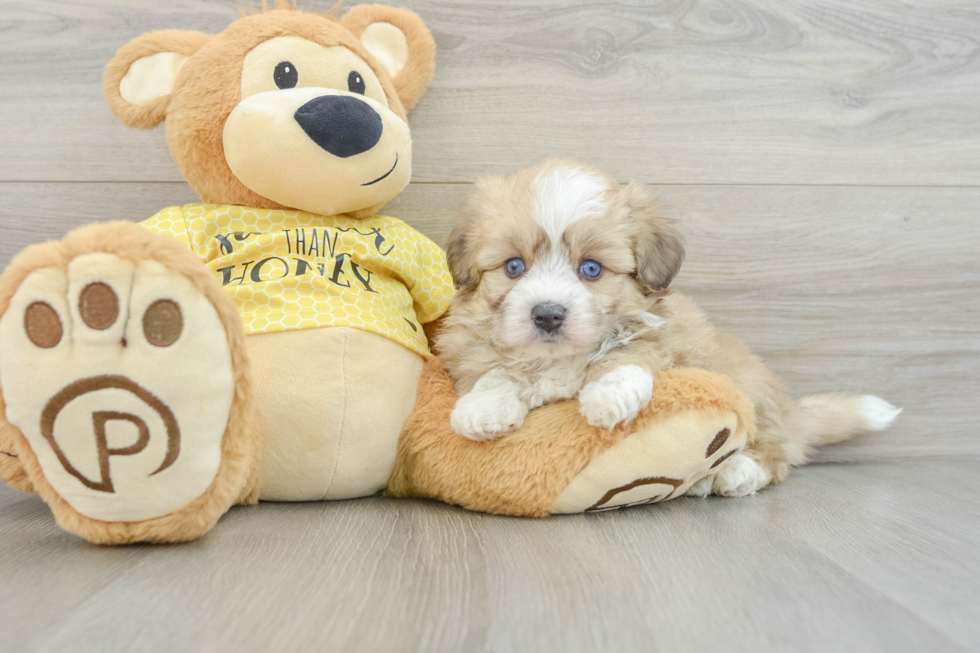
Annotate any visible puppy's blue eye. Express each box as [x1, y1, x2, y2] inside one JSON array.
[[580, 259, 602, 279], [505, 257, 526, 278]]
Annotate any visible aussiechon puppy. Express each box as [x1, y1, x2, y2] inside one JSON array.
[[435, 159, 901, 497]]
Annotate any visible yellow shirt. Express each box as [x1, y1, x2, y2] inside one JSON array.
[[141, 204, 454, 357]]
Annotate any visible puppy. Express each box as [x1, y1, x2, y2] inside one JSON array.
[[434, 159, 901, 497]]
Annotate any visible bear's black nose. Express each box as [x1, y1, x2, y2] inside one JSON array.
[[294, 95, 383, 158]]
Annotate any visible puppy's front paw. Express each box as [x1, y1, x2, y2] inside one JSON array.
[[578, 364, 654, 430], [451, 391, 528, 441], [712, 454, 770, 497]]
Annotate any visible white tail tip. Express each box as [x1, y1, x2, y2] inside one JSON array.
[[859, 395, 902, 431]]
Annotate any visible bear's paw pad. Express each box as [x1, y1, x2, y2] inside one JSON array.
[[0, 254, 234, 522]]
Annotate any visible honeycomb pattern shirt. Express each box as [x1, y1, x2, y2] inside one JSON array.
[[142, 204, 455, 357]]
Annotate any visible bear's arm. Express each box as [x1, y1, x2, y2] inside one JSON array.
[[407, 236, 455, 326]]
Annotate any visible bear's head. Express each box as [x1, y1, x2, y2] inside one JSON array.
[[104, 2, 435, 219]]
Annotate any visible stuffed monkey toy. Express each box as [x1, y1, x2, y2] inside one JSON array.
[[0, 3, 754, 544]]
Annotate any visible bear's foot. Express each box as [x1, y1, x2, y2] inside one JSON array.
[[0, 223, 255, 543], [390, 362, 756, 516], [552, 411, 746, 513]]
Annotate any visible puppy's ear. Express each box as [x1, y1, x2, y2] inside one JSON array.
[[446, 176, 502, 289], [104, 30, 211, 130], [342, 5, 436, 111], [446, 210, 478, 289], [620, 183, 685, 291]]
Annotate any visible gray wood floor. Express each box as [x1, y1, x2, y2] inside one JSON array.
[[1, 0, 978, 651], [2, 460, 979, 652]]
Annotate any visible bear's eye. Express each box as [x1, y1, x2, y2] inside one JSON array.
[[347, 71, 366, 95], [274, 61, 298, 89]]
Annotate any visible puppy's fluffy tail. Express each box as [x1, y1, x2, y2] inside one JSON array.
[[791, 394, 901, 447]]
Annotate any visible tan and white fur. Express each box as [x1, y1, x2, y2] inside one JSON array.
[[436, 160, 901, 498]]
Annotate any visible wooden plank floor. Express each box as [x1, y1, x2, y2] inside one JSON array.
[[2, 460, 979, 653], [0, 0, 978, 651]]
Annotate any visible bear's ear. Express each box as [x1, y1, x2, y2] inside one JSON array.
[[104, 30, 212, 130], [341, 5, 436, 111]]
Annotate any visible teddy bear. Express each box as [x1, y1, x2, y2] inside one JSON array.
[[0, 2, 755, 544]]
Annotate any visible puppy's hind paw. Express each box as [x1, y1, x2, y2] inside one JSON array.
[[451, 390, 528, 441], [578, 364, 654, 430], [684, 475, 713, 498], [712, 454, 770, 497]]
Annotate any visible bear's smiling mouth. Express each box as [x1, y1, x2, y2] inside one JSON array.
[[361, 153, 398, 186]]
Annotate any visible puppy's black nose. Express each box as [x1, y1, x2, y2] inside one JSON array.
[[532, 303, 566, 333], [294, 95, 383, 158]]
